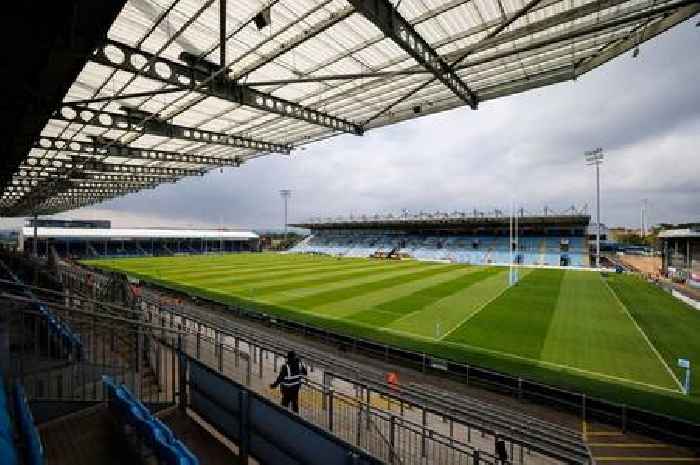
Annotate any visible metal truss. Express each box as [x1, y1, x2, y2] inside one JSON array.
[[53, 104, 290, 154], [18, 156, 203, 179], [91, 39, 364, 136], [347, 0, 477, 108], [73, 174, 180, 184], [73, 158, 204, 177], [35, 136, 243, 167]]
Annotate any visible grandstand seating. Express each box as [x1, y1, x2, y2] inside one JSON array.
[[0, 259, 83, 360], [103, 376, 199, 465], [36, 237, 254, 259], [13, 383, 44, 465], [0, 378, 18, 465], [290, 232, 590, 267], [0, 379, 45, 465]]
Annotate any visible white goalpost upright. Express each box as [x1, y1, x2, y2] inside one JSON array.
[[509, 201, 520, 286], [515, 206, 519, 284]]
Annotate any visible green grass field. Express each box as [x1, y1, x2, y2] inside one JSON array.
[[83, 253, 700, 421]]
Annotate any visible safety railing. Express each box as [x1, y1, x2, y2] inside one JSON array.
[[141, 300, 541, 465], [0, 289, 181, 410], [53, 259, 589, 464]]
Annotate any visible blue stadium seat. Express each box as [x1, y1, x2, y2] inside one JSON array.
[[0, 379, 19, 465], [13, 383, 43, 465], [102, 379, 198, 465]]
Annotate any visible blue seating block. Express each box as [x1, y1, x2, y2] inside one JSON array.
[[0, 379, 19, 465], [0, 435, 18, 465], [102, 378, 198, 465], [13, 383, 43, 465]]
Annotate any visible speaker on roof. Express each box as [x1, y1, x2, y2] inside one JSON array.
[[254, 7, 271, 30], [179, 51, 221, 75]]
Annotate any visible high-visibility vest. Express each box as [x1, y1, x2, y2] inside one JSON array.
[[280, 363, 304, 388]]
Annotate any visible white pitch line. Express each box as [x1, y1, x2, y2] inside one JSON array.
[[438, 339, 682, 395], [386, 267, 483, 327], [602, 277, 685, 393], [438, 271, 513, 340]]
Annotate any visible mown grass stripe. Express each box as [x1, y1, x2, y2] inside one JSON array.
[[539, 271, 678, 390], [346, 267, 501, 327], [282, 263, 458, 310], [164, 258, 382, 282], [445, 269, 565, 359], [606, 274, 700, 395], [249, 261, 427, 296], [168, 260, 393, 286]]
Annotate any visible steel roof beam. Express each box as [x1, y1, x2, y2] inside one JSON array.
[[73, 174, 180, 183], [12, 174, 179, 185], [65, 88, 185, 106], [91, 39, 364, 136], [347, 0, 477, 109], [35, 136, 244, 167], [18, 158, 205, 177], [53, 104, 290, 154], [72, 159, 205, 177], [575, 2, 700, 77]]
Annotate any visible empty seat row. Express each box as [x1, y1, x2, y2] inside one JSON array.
[[291, 233, 590, 267], [0, 379, 18, 465], [36, 303, 84, 360], [13, 383, 43, 465], [0, 259, 83, 360], [103, 376, 198, 465]]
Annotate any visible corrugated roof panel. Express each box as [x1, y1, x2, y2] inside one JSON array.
[[3, 0, 693, 213]]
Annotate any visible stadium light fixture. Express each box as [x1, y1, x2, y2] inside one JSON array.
[[585, 148, 604, 269]]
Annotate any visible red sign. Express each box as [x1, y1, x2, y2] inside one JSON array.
[[385, 372, 399, 389]]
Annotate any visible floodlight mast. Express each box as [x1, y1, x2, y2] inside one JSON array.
[[280, 189, 292, 242], [585, 148, 604, 268]]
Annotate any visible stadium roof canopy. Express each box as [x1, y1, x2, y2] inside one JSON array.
[[292, 209, 591, 229], [658, 228, 700, 239], [20, 227, 258, 240], [2, 0, 698, 216]]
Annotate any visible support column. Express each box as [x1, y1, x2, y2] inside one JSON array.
[[32, 213, 38, 257]]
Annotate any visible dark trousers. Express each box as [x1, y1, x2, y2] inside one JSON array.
[[281, 387, 300, 413]]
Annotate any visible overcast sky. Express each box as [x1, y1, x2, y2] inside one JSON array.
[[42, 22, 700, 230]]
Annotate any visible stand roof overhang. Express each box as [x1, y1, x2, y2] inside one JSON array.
[[2, 0, 698, 216]]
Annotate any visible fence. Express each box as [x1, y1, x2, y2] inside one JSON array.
[[138, 295, 579, 465], [183, 354, 385, 465], [199, 294, 700, 446], [0, 288, 422, 465], [4, 261, 592, 464], [0, 284, 181, 417], [173, 331, 494, 465]]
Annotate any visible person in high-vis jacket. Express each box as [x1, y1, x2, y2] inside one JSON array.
[[270, 350, 307, 413]]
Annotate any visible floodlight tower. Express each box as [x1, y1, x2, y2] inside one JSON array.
[[280, 189, 292, 241], [641, 198, 648, 238], [585, 148, 604, 268]]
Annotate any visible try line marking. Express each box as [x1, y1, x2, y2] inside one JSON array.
[[438, 269, 515, 340], [438, 339, 681, 395], [601, 277, 685, 393], [379, 326, 680, 394]]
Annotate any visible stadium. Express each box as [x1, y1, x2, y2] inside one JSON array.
[[1, 1, 699, 465]]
